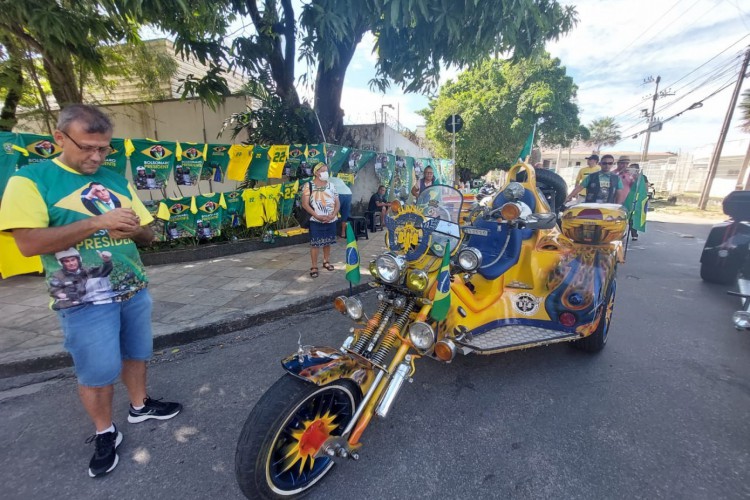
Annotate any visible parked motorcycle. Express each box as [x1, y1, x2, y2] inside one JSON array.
[[699, 190, 750, 329], [234, 163, 626, 499]]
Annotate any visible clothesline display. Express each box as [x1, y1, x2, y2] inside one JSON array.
[[0, 132, 454, 203], [152, 182, 300, 241]]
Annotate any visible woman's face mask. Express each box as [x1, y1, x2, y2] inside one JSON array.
[[319, 171, 329, 181]]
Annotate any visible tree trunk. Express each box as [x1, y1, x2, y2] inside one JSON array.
[[0, 36, 24, 131], [41, 52, 82, 107], [314, 36, 361, 143]]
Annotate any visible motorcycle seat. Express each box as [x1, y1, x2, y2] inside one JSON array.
[[466, 218, 524, 281]]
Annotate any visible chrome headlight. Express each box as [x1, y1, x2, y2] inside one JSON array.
[[375, 253, 406, 284], [406, 269, 429, 292], [408, 321, 436, 350], [457, 247, 482, 272], [333, 296, 364, 320]]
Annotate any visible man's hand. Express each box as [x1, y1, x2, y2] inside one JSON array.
[[96, 250, 112, 262], [97, 208, 140, 233]]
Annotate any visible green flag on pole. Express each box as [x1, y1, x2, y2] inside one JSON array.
[[518, 124, 536, 162], [625, 174, 649, 232], [345, 222, 361, 284], [430, 241, 451, 321]]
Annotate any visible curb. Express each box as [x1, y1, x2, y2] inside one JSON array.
[[0, 282, 372, 380]]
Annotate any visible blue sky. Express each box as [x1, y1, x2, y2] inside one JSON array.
[[336, 0, 750, 155]]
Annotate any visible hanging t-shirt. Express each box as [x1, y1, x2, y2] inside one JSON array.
[[0, 158, 152, 309], [261, 184, 282, 223], [223, 189, 245, 227], [280, 180, 299, 217], [143, 200, 166, 242], [157, 196, 197, 240], [226, 144, 254, 182], [246, 145, 270, 181], [348, 149, 376, 174], [286, 144, 307, 178], [324, 144, 351, 174], [204, 144, 231, 182], [268, 145, 289, 179], [127, 139, 176, 191], [306, 143, 326, 168], [193, 192, 227, 239], [101, 138, 127, 177], [16, 133, 62, 168], [242, 189, 265, 227], [176, 142, 206, 186], [0, 132, 22, 200]]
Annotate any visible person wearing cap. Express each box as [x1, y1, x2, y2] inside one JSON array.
[[301, 163, 340, 278], [565, 154, 624, 204], [575, 154, 601, 200], [616, 155, 636, 201]]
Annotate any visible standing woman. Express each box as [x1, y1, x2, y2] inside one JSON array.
[[302, 163, 340, 278], [411, 165, 436, 197]]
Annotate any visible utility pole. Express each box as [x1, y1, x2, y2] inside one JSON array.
[[699, 47, 750, 209], [641, 76, 664, 162]]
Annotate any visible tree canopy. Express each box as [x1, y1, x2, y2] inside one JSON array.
[[586, 117, 622, 152], [130, 0, 578, 142], [419, 53, 584, 175]]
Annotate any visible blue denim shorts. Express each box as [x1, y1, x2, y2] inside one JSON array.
[[57, 289, 153, 387]]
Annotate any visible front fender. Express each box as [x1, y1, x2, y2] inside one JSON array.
[[281, 346, 374, 391]]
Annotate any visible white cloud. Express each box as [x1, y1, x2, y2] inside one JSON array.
[[338, 0, 750, 155]]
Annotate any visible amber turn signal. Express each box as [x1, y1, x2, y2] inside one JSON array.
[[500, 202, 521, 220], [333, 296, 347, 314], [390, 200, 402, 214], [434, 339, 457, 362]]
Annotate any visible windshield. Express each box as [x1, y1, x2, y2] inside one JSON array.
[[415, 185, 463, 256]]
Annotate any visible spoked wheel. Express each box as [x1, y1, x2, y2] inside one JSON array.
[[235, 375, 360, 499], [573, 279, 616, 353]]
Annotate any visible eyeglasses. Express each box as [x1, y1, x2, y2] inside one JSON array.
[[601, 161, 614, 165], [60, 130, 112, 156]]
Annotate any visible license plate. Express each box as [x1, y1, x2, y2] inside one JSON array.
[[463, 227, 489, 236]]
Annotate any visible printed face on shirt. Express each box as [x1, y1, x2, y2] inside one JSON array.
[[89, 184, 111, 202], [61, 256, 80, 272]]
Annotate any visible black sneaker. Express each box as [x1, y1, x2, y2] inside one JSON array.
[[128, 396, 182, 423], [86, 425, 123, 478]]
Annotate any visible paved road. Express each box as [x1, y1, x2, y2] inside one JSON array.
[[1, 220, 749, 499]]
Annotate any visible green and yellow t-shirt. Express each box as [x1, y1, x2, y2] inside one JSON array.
[[226, 144, 254, 182], [0, 158, 153, 310], [223, 189, 245, 227], [245, 145, 270, 181], [101, 138, 128, 177], [157, 196, 197, 240], [205, 144, 231, 182], [0, 131, 23, 200], [127, 138, 177, 191], [15, 133, 63, 169], [193, 192, 227, 239]]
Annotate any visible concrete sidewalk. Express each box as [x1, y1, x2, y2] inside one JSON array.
[[0, 233, 386, 378]]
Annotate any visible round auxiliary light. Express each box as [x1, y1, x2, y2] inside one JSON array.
[[344, 297, 364, 320], [390, 200, 402, 214], [333, 296, 347, 314], [408, 322, 436, 350], [406, 269, 429, 292], [375, 253, 406, 284], [457, 247, 482, 272], [500, 202, 522, 220]]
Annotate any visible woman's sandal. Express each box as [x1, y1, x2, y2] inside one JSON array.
[[322, 262, 335, 271], [309, 267, 319, 278]]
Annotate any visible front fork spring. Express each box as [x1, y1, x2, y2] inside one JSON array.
[[370, 300, 415, 366], [351, 301, 389, 354]]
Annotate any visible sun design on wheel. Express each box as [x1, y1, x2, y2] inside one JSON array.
[[281, 410, 338, 474]]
